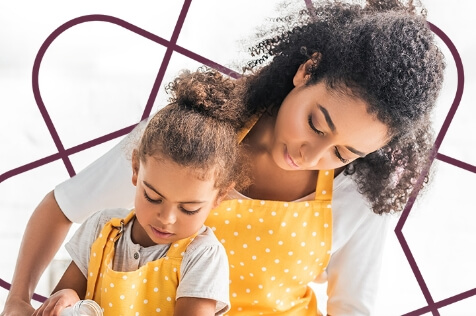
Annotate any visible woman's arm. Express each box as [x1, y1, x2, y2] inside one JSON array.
[[318, 174, 392, 315], [1, 120, 149, 316], [2, 119, 148, 316], [2, 191, 72, 316], [325, 211, 391, 315]]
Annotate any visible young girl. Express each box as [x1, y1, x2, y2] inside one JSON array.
[[32, 69, 249, 316], [4, 1, 445, 315]]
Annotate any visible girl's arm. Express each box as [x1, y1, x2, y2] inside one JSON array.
[[177, 228, 230, 315], [3, 191, 72, 316], [174, 298, 217, 316], [51, 261, 87, 299], [32, 262, 86, 316]]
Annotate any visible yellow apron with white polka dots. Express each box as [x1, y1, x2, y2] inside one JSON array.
[[85, 210, 197, 315], [205, 169, 333, 315]]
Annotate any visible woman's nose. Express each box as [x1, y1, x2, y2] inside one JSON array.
[[300, 141, 330, 166]]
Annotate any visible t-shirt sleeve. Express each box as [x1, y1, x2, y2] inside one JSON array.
[[64, 209, 127, 277], [325, 211, 391, 316], [54, 119, 148, 223], [64, 211, 105, 278], [177, 229, 231, 315]]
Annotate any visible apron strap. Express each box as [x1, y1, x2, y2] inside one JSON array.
[[165, 229, 201, 258], [86, 210, 136, 299], [314, 169, 334, 203], [236, 110, 265, 144]]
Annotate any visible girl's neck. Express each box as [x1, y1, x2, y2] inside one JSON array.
[[131, 217, 155, 248]]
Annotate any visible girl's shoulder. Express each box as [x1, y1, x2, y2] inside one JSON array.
[[185, 226, 225, 255], [180, 227, 228, 273], [94, 208, 132, 227]]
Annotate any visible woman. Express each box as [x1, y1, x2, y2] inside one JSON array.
[[3, 0, 445, 315]]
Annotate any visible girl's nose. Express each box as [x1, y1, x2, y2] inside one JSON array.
[[157, 206, 176, 225]]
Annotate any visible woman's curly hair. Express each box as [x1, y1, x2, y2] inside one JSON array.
[[240, 0, 445, 214], [138, 67, 251, 194]]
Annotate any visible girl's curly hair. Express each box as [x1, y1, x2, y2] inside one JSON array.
[[240, 0, 445, 214], [138, 67, 251, 195]]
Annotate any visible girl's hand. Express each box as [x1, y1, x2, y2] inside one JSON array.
[[32, 289, 80, 316]]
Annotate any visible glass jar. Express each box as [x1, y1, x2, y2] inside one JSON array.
[[60, 299, 103, 316]]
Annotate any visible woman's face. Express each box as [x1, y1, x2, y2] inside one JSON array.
[[271, 75, 389, 171], [131, 153, 221, 246]]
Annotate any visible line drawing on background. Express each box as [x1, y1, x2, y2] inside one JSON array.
[[1, 1, 474, 314]]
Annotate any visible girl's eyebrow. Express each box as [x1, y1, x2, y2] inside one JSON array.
[[143, 181, 206, 204], [318, 105, 366, 157], [144, 181, 162, 197]]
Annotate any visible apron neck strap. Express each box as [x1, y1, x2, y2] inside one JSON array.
[[314, 169, 334, 203], [165, 228, 201, 257]]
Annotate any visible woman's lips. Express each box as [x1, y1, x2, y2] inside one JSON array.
[[284, 147, 300, 169], [150, 226, 174, 239]]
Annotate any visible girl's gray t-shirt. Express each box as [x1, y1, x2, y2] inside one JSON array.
[[65, 208, 230, 315]]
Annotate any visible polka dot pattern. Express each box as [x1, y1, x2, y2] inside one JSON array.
[[205, 169, 333, 314], [86, 210, 198, 315]]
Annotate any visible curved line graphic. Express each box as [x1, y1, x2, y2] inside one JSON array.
[[0, 2, 243, 303], [1, 14, 240, 184], [0, 9, 471, 314], [396, 21, 466, 316]]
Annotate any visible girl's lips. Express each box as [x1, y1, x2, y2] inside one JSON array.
[[284, 147, 300, 169], [150, 226, 174, 239]]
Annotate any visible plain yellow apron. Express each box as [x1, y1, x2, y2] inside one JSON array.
[[85, 210, 197, 315]]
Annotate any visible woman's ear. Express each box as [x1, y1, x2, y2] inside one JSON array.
[[292, 52, 322, 87], [131, 150, 140, 186]]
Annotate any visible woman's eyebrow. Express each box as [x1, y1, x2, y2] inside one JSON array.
[[318, 105, 366, 157], [318, 105, 336, 132], [345, 146, 366, 157]]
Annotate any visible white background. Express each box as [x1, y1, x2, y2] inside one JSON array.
[[0, 0, 475, 314]]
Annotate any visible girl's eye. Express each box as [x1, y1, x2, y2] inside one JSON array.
[[180, 207, 201, 216], [334, 147, 349, 164], [144, 191, 162, 204], [308, 115, 324, 136]]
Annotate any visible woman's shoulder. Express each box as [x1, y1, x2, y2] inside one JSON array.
[[331, 172, 391, 252], [333, 172, 368, 208]]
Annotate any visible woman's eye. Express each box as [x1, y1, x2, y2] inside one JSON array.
[[334, 147, 349, 164], [308, 115, 324, 135], [180, 207, 200, 216], [307, 114, 350, 164], [144, 191, 162, 204]]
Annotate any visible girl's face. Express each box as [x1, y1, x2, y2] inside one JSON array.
[[131, 153, 222, 246], [271, 66, 389, 171]]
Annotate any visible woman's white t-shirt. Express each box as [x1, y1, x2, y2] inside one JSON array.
[[54, 119, 392, 315]]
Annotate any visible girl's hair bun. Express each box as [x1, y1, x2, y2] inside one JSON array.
[[166, 67, 242, 126]]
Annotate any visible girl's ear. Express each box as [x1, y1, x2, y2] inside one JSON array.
[[292, 52, 322, 87], [131, 150, 140, 186]]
